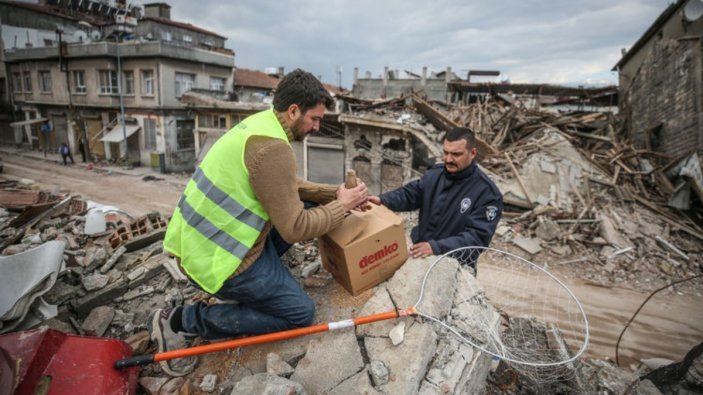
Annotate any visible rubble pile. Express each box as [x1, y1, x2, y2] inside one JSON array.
[[341, 92, 702, 293], [0, 91, 701, 393]]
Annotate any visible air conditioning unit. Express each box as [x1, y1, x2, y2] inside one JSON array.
[[124, 16, 138, 26]]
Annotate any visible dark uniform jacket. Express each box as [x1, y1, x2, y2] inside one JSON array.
[[379, 161, 503, 258]]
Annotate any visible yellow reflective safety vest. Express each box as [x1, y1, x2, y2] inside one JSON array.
[[163, 109, 290, 293]]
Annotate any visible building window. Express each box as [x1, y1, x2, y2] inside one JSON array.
[[176, 120, 195, 149], [175, 73, 194, 97], [12, 73, 22, 92], [0, 78, 6, 100], [99, 70, 119, 95], [122, 71, 134, 95], [141, 70, 154, 95], [183, 34, 192, 43], [144, 118, 157, 150], [23, 72, 32, 92], [39, 71, 52, 92], [162, 31, 172, 41], [210, 77, 225, 91], [72, 70, 86, 94], [198, 113, 227, 129]]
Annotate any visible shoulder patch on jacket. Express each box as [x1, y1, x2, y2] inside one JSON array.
[[486, 206, 499, 221], [460, 198, 472, 213]]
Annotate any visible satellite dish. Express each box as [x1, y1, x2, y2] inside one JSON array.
[[683, 0, 703, 21], [90, 30, 101, 41], [73, 30, 87, 43]]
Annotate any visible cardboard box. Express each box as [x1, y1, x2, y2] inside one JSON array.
[[318, 204, 409, 296]]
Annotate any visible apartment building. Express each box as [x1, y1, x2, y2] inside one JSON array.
[[1, 1, 234, 172]]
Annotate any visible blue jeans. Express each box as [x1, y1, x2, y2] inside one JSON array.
[[181, 230, 315, 339]]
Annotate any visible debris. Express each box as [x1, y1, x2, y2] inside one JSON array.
[[368, 360, 390, 387], [199, 374, 217, 393], [655, 236, 690, 261], [389, 321, 405, 346], [84, 209, 107, 235], [81, 305, 114, 336], [266, 352, 294, 378], [512, 236, 543, 255]]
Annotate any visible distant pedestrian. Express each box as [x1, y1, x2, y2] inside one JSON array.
[[78, 135, 87, 162], [59, 142, 75, 165], [40, 121, 52, 158]]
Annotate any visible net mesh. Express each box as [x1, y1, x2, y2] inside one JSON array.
[[413, 247, 589, 387]]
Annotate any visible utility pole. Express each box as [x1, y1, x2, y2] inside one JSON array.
[[115, 28, 128, 165]]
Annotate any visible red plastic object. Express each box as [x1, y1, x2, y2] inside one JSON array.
[[0, 326, 138, 395]]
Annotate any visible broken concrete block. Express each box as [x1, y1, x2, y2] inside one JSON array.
[[160, 377, 187, 395], [495, 225, 511, 237], [291, 330, 364, 394], [83, 246, 107, 271], [389, 321, 405, 346], [387, 257, 457, 319], [598, 213, 632, 249], [139, 377, 169, 395], [512, 236, 543, 255], [99, 246, 126, 274], [81, 272, 109, 292], [369, 360, 389, 387], [423, 339, 473, 394], [300, 259, 321, 278], [199, 374, 217, 393], [535, 218, 562, 241], [81, 305, 115, 336], [125, 330, 150, 354], [163, 257, 188, 283], [232, 374, 306, 395], [266, 352, 294, 378], [119, 285, 155, 302]]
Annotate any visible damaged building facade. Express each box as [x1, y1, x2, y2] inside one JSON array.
[[614, 0, 703, 157], [1, 0, 234, 172]]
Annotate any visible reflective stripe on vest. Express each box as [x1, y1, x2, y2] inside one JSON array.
[[163, 109, 290, 293]]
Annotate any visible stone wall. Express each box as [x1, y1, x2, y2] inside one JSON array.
[[625, 38, 703, 157]]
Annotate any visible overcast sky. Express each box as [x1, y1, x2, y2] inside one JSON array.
[[166, 0, 672, 88]]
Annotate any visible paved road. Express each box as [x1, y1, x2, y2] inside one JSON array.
[[0, 148, 186, 216]]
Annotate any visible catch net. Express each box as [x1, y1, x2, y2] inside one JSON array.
[[413, 246, 589, 389]]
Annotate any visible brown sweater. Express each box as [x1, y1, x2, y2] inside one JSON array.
[[231, 115, 346, 276]]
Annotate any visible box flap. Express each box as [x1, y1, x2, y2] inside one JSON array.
[[367, 203, 403, 226], [323, 213, 367, 246]]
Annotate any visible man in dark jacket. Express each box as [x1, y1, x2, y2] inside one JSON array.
[[368, 127, 502, 268]]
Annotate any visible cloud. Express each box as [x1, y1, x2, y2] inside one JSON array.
[[167, 0, 671, 87]]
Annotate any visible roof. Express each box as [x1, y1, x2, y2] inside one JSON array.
[[612, 0, 686, 70], [322, 83, 347, 96], [233, 68, 279, 90], [142, 16, 226, 40], [447, 81, 618, 97]]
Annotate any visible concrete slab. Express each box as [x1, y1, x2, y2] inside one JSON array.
[[327, 368, 382, 395], [291, 329, 364, 394], [364, 322, 437, 394], [386, 256, 458, 319]]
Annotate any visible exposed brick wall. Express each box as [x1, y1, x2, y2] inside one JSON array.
[[624, 38, 702, 157]]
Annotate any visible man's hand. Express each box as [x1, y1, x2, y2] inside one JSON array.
[[410, 242, 434, 259], [367, 196, 382, 205], [337, 182, 369, 211]]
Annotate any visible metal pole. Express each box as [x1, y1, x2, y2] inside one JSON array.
[[116, 33, 128, 164]]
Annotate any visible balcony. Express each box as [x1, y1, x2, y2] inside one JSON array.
[[3, 40, 234, 68]]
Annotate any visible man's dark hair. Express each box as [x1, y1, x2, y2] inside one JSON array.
[[444, 127, 477, 150], [273, 69, 334, 113]]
